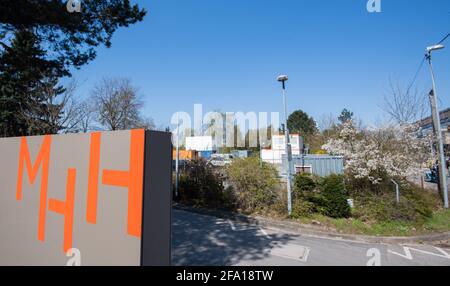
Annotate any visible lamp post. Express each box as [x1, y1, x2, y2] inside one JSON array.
[[426, 44, 449, 209], [175, 112, 180, 198], [277, 75, 293, 216]]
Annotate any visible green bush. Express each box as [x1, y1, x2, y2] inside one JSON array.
[[351, 181, 439, 223], [291, 197, 318, 218], [178, 159, 234, 210], [292, 174, 350, 219], [294, 173, 316, 195], [321, 174, 345, 194], [320, 174, 351, 218], [226, 157, 280, 213]]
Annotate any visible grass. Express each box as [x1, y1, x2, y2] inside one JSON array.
[[423, 209, 450, 233], [289, 209, 450, 237]]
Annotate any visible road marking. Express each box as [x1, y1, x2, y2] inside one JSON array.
[[259, 227, 270, 238], [300, 247, 311, 262], [227, 219, 236, 231], [434, 247, 450, 258], [388, 247, 413, 260], [214, 219, 226, 225], [388, 246, 450, 260], [208, 233, 227, 247]]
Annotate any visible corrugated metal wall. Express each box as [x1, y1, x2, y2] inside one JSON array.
[[281, 155, 344, 177]]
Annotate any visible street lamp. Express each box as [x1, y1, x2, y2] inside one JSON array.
[[175, 112, 180, 198], [426, 44, 444, 53], [426, 44, 449, 209], [277, 75, 293, 216]]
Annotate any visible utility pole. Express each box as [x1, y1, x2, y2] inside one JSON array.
[[426, 44, 449, 209], [277, 75, 293, 216]]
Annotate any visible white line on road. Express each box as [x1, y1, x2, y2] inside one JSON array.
[[208, 233, 227, 247], [227, 219, 236, 231], [434, 247, 450, 258], [388, 247, 413, 260], [259, 227, 270, 239], [299, 247, 310, 263], [388, 246, 450, 260]]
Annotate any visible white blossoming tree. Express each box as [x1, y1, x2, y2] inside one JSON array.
[[322, 121, 431, 186]]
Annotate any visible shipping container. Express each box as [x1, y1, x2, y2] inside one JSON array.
[[231, 150, 252, 158], [172, 150, 198, 160], [198, 150, 213, 159], [281, 154, 344, 177]]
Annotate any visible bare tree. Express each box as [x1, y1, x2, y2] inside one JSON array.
[[91, 77, 153, 131], [382, 79, 428, 125], [135, 116, 155, 130], [76, 100, 96, 133], [318, 113, 337, 132], [24, 79, 85, 134]]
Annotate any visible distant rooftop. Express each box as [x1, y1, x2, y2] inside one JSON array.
[[416, 108, 450, 131]]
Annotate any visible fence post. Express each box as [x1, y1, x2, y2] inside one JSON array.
[[391, 179, 400, 204]]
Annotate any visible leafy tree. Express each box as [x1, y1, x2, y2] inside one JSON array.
[[287, 110, 317, 136], [322, 121, 430, 189], [338, 108, 354, 124], [0, 0, 146, 76]]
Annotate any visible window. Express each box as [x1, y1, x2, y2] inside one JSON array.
[[295, 165, 312, 174]]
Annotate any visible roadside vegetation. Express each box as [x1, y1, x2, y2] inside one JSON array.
[[175, 107, 450, 237], [289, 172, 446, 236], [176, 158, 448, 236]]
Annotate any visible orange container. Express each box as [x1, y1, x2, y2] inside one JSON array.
[[172, 150, 197, 160]]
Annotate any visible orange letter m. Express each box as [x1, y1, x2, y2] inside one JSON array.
[[16, 135, 52, 241]]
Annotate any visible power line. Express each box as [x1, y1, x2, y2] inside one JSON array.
[[437, 32, 450, 45], [406, 56, 426, 95], [405, 32, 449, 95]]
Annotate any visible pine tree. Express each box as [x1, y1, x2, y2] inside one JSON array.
[[0, 29, 64, 136]]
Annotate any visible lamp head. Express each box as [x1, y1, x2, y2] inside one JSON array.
[[277, 75, 288, 82], [426, 44, 445, 53]]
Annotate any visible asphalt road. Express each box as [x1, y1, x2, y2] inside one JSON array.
[[172, 209, 450, 266]]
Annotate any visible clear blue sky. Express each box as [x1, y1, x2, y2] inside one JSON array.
[[70, 0, 450, 129]]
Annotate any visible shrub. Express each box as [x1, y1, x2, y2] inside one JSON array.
[[320, 174, 351, 218], [226, 157, 280, 213], [350, 180, 440, 223], [178, 159, 234, 210], [291, 198, 317, 218], [292, 174, 351, 218], [294, 173, 316, 196]]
